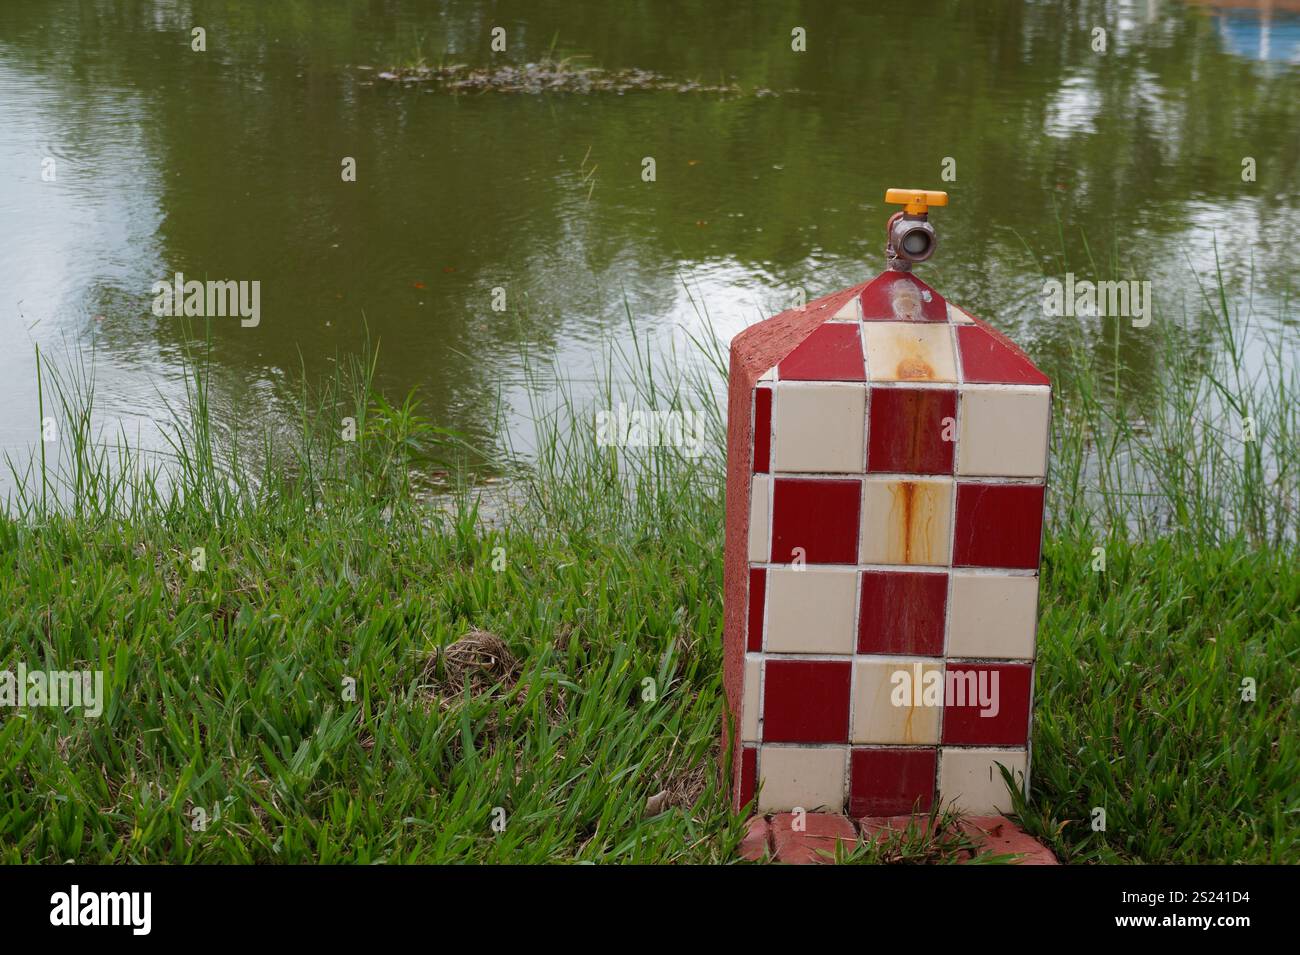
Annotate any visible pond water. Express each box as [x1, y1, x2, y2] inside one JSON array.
[[1, 0, 1297, 491]]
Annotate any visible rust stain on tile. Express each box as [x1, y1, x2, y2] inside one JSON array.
[[905, 405, 928, 463], [896, 355, 935, 380], [898, 482, 916, 563], [888, 481, 937, 564], [876, 324, 939, 379]]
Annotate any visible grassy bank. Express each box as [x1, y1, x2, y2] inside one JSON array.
[[1, 272, 1296, 863]]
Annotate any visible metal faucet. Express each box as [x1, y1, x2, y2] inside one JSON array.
[[884, 188, 948, 272]]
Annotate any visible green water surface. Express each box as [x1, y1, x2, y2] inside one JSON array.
[[0, 0, 1296, 480]]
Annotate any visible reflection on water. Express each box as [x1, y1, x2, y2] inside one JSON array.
[[1189, 0, 1300, 63], [0, 0, 1296, 494]]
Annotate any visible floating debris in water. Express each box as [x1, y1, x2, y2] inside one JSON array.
[[365, 60, 778, 96]]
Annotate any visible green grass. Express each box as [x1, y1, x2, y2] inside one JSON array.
[[0, 260, 1296, 863]]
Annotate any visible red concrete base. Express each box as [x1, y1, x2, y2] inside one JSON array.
[[956, 815, 1059, 865], [738, 816, 770, 861], [738, 812, 857, 863], [859, 813, 946, 844], [771, 812, 857, 864], [738, 812, 1058, 865]]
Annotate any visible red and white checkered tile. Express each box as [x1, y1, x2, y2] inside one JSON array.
[[738, 277, 1049, 817]]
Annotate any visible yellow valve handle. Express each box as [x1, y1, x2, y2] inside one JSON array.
[[885, 188, 949, 216]]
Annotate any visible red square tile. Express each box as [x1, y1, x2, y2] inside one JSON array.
[[867, 387, 956, 474], [953, 483, 1046, 569], [739, 745, 758, 809], [777, 323, 866, 381], [762, 660, 852, 743], [941, 663, 1032, 746], [849, 748, 937, 816], [753, 387, 772, 473], [858, 271, 947, 322], [957, 325, 1050, 386], [747, 567, 766, 651], [858, 570, 947, 655], [770, 478, 861, 564]]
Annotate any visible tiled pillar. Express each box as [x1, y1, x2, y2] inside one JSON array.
[[723, 270, 1050, 818]]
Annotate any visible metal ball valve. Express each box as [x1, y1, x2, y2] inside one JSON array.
[[885, 188, 948, 271]]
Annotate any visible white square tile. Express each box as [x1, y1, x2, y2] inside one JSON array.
[[748, 475, 770, 563], [758, 745, 847, 812], [938, 748, 1027, 814], [859, 477, 953, 566], [765, 567, 857, 654], [851, 658, 943, 744], [947, 303, 977, 324], [758, 365, 777, 382], [742, 657, 762, 742], [772, 383, 866, 473], [830, 296, 861, 321], [864, 322, 958, 383], [957, 387, 1050, 478], [947, 573, 1039, 659]]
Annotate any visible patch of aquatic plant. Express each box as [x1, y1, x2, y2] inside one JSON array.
[[362, 58, 778, 96]]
